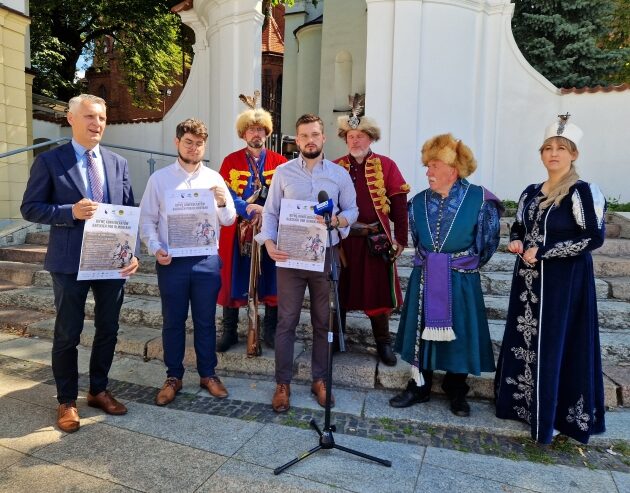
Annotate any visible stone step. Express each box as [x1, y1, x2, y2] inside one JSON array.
[[5, 310, 625, 409], [607, 211, 630, 239], [593, 255, 630, 277], [25, 263, 615, 304], [605, 222, 621, 238], [396, 248, 630, 279], [598, 238, 630, 256], [603, 276, 630, 302], [0, 261, 42, 286], [484, 295, 630, 330], [0, 244, 47, 264], [0, 279, 22, 292], [24, 231, 51, 246], [487, 320, 630, 366], [1, 281, 628, 349]]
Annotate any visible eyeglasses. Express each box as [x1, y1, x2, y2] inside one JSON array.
[[180, 139, 206, 149]]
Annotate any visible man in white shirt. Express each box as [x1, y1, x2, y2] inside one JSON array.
[[140, 118, 236, 406]]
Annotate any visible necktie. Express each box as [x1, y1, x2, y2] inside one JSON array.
[[85, 150, 104, 202]]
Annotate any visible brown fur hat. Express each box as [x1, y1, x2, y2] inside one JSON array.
[[235, 108, 273, 138], [421, 133, 476, 178], [337, 115, 381, 142]]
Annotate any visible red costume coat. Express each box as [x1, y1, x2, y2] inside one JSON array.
[[334, 152, 410, 312], [217, 148, 286, 307]]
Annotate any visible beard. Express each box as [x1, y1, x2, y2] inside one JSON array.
[[247, 138, 264, 149], [178, 151, 200, 166], [349, 149, 369, 162], [299, 143, 323, 160]]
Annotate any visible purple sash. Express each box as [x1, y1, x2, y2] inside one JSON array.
[[414, 250, 480, 341]]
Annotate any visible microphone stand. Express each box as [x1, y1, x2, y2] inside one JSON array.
[[274, 213, 392, 475]]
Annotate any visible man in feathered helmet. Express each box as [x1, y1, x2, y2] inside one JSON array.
[[391, 133, 503, 417], [216, 91, 287, 352], [333, 94, 410, 366]]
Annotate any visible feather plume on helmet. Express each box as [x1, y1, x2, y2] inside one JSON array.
[[235, 90, 273, 138], [337, 93, 381, 142], [421, 133, 477, 178]]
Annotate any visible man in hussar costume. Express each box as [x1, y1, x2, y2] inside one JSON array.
[[391, 134, 502, 417], [334, 94, 410, 366], [216, 92, 287, 351]]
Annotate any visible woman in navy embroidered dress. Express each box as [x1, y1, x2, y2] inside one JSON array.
[[494, 115, 607, 444]]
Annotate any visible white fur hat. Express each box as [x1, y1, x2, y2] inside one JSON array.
[[543, 113, 583, 146]]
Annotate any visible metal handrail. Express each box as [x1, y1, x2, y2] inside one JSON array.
[[0, 138, 69, 159], [0, 138, 209, 174]]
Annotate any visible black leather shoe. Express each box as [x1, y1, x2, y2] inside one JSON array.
[[450, 395, 470, 417], [389, 380, 430, 408], [376, 342, 397, 366]]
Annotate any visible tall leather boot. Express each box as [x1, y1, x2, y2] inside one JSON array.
[[443, 372, 470, 417], [217, 307, 239, 352], [370, 313, 397, 366], [263, 305, 277, 349]]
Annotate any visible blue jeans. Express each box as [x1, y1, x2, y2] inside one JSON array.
[[156, 255, 222, 379], [51, 273, 125, 403]]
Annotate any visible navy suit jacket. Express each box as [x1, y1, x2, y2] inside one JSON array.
[[21, 142, 135, 274]]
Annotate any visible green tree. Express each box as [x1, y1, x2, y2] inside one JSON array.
[[511, 0, 629, 87], [599, 0, 630, 81], [31, 0, 189, 108]]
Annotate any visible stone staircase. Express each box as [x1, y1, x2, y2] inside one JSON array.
[[0, 214, 628, 409]]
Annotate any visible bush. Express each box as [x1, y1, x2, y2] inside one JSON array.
[[607, 197, 630, 212]]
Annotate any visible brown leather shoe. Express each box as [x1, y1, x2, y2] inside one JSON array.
[[87, 390, 128, 415], [57, 401, 80, 433], [272, 383, 290, 413], [155, 377, 182, 406], [200, 376, 228, 399], [311, 379, 334, 408]]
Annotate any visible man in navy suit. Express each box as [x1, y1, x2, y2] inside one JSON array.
[[21, 94, 139, 433]]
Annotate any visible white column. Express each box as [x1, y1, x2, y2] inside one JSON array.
[[172, 0, 263, 169], [365, 0, 425, 193]]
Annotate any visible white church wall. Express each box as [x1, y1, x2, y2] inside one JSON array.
[[361, 0, 630, 201], [101, 122, 167, 201], [559, 91, 630, 203], [295, 24, 323, 118], [318, 0, 368, 160], [32, 119, 67, 142], [281, 1, 322, 136]]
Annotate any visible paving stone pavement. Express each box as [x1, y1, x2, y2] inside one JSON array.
[[0, 333, 629, 492]]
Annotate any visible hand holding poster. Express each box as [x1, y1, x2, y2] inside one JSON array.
[[165, 188, 217, 257], [77, 203, 140, 280], [277, 198, 327, 272]]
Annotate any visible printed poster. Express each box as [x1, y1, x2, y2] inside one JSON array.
[[165, 188, 218, 257], [277, 198, 327, 272], [77, 203, 140, 280]]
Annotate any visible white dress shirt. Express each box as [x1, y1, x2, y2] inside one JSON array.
[[140, 160, 236, 256]]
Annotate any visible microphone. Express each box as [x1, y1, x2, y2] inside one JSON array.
[[314, 190, 334, 223]]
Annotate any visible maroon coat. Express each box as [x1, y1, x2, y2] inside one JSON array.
[[334, 152, 409, 311]]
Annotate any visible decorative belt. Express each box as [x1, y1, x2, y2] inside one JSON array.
[[414, 249, 480, 341]]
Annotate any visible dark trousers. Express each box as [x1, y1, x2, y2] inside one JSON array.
[[51, 273, 125, 404], [156, 255, 221, 380], [274, 249, 334, 383], [422, 370, 469, 397]]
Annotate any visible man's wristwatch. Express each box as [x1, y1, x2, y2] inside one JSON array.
[[217, 203, 226, 208]]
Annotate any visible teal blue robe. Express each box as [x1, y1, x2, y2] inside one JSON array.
[[395, 180, 500, 375]]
